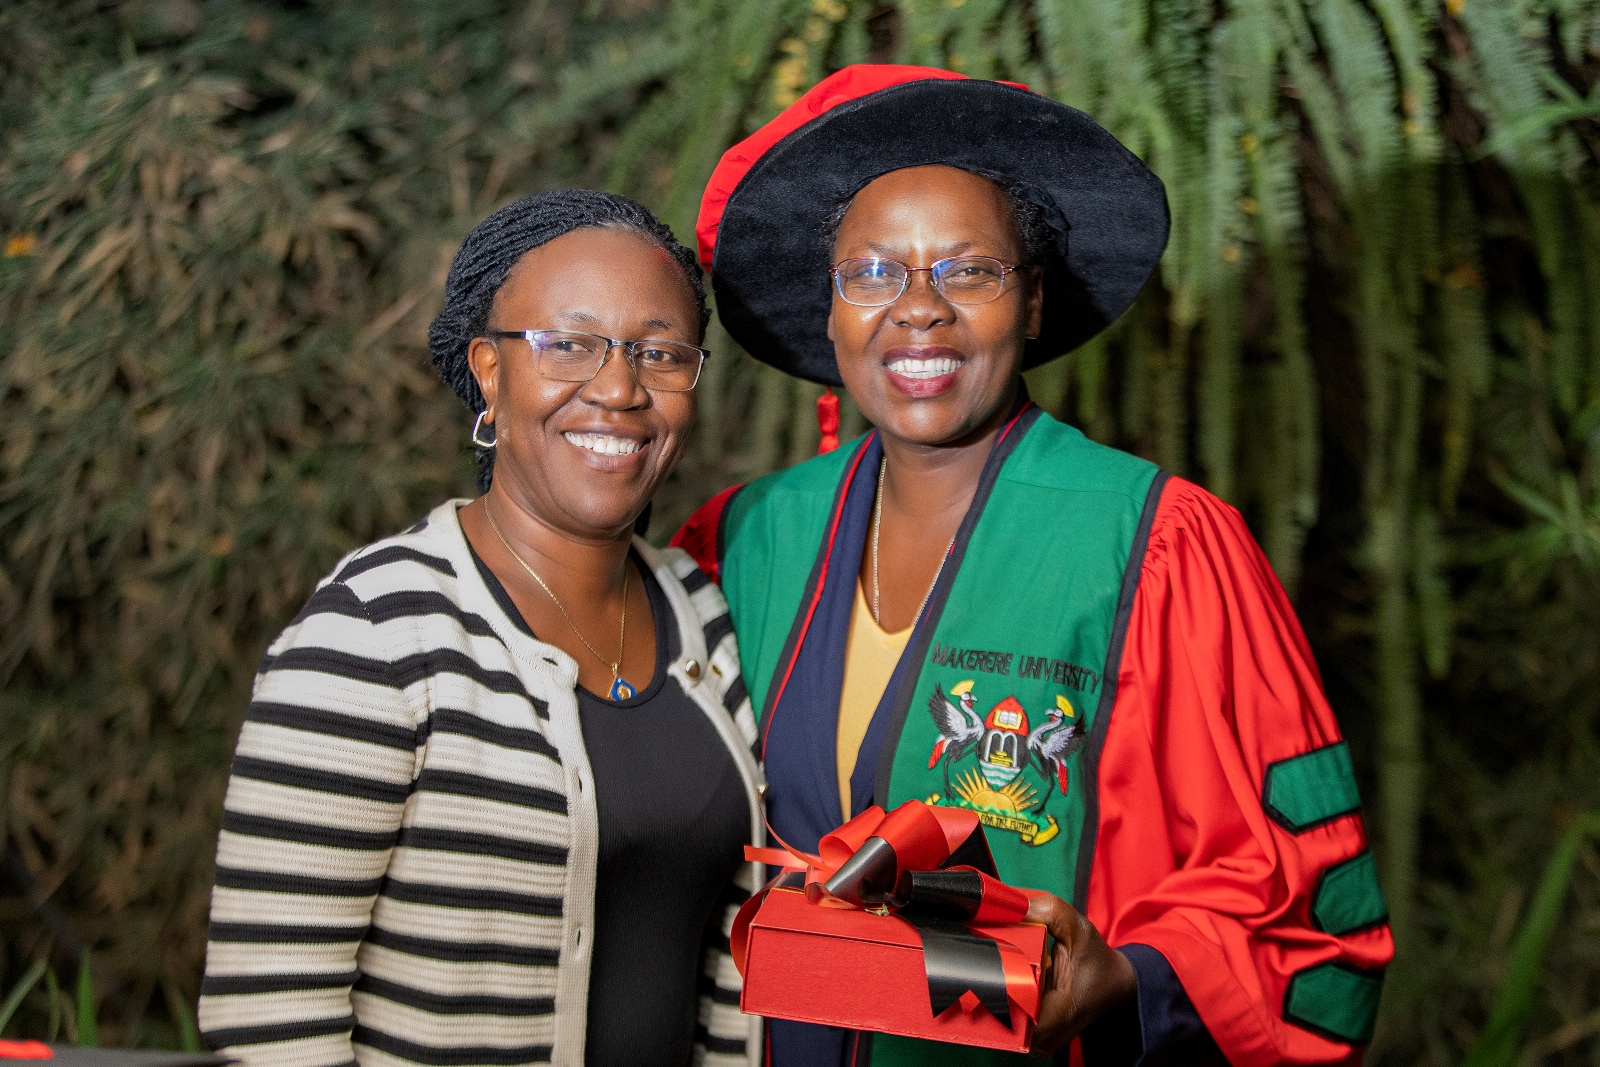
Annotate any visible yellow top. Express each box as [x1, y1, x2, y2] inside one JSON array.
[[837, 579, 913, 815]]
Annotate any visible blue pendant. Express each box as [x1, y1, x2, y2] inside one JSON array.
[[609, 676, 637, 701]]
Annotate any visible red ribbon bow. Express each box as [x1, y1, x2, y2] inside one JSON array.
[[735, 799, 1042, 1027]]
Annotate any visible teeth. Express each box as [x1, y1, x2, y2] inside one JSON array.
[[564, 432, 643, 456], [886, 357, 963, 379]]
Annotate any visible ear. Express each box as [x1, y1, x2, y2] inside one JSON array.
[[1024, 268, 1044, 340], [467, 336, 501, 422], [826, 303, 836, 343]]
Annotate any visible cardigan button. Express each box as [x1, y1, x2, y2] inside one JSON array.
[[684, 659, 702, 680]]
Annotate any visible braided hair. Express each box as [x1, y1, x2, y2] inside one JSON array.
[[428, 189, 710, 491]]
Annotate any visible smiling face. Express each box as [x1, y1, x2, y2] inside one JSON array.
[[828, 165, 1043, 447], [467, 225, 700, 542]]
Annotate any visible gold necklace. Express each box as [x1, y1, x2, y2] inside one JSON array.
[[870, 456, 950, 630], [482, 497, 637, 700]]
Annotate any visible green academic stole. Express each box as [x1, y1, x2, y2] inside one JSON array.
[[875, 412, 1161, 910], [723, 407, 1164, 908]]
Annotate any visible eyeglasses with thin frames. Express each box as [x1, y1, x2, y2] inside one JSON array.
[[486, 330, 710, 392], [829, 255, 1023, 307]]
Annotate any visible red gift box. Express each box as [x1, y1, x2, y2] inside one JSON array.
[[733, 800, 1050, 1052], [740, 883, 1047, 1050]]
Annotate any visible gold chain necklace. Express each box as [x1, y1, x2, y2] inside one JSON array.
[[482, 497, 636, 700], [870, 456, 950, 630]]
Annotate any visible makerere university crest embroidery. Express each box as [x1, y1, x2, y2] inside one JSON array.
[[923, 679, 1086, 846]]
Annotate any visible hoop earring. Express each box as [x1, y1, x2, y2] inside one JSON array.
[[471, 411, 497, 448]]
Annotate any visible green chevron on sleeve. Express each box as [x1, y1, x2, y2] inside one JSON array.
[[1284, 963, 1383, 1044], [1263, 741, 1362, 832], [1312, 851, 1389, 935]]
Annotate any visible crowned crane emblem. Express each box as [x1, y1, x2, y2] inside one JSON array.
[[927, 679, 985, 768], [924, 682, 1084, 847], [1028, 695, 1087, 792]]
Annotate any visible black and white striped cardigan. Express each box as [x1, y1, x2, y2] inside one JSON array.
[[197, 500, 766, 1067]]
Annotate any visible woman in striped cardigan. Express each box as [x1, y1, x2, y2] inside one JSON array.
[[198, 190, 764, 1067]]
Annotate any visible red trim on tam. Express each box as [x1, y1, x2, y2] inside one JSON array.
[[695, 65, 1032, 267]]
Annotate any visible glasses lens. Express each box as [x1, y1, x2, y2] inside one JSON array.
[[835, 258, 908, 306], [933, 257, 1008, 304], [528, 331, 607, 381], [632, 341, 704, 391]]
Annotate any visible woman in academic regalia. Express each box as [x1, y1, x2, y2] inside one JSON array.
[[674, 65, 1394, 1067]]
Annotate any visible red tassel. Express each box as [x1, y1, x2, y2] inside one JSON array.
[[817, 388, 840, 454]]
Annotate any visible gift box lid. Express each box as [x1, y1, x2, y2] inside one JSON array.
[[751, 885, 1049, 959], [751, 886, 925, 948]]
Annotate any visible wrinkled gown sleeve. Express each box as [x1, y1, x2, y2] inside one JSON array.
[[670, 484, 740, 584], [1085, 477, 1394, 1067]]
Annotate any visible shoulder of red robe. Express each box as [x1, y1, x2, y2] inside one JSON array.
[[670, 484, 745, 585], [694, 64, 1031, 268]]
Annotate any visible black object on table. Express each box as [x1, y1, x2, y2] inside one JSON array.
[[13, 1051, 227, 1065]]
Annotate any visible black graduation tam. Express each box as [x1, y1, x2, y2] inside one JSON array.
[[696, 64, 1170, 386]]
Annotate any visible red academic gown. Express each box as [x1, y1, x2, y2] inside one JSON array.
[[675, 474, 1395, 1067]]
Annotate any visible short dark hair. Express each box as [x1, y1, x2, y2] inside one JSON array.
[[428, 189, 709, 490], [819, 172, 1058, 267]]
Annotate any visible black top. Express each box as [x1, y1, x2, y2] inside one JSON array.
[[470, 544, 748, 1067]]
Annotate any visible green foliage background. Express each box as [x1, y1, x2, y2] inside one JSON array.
[[1, 0, 1598, 1060]]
